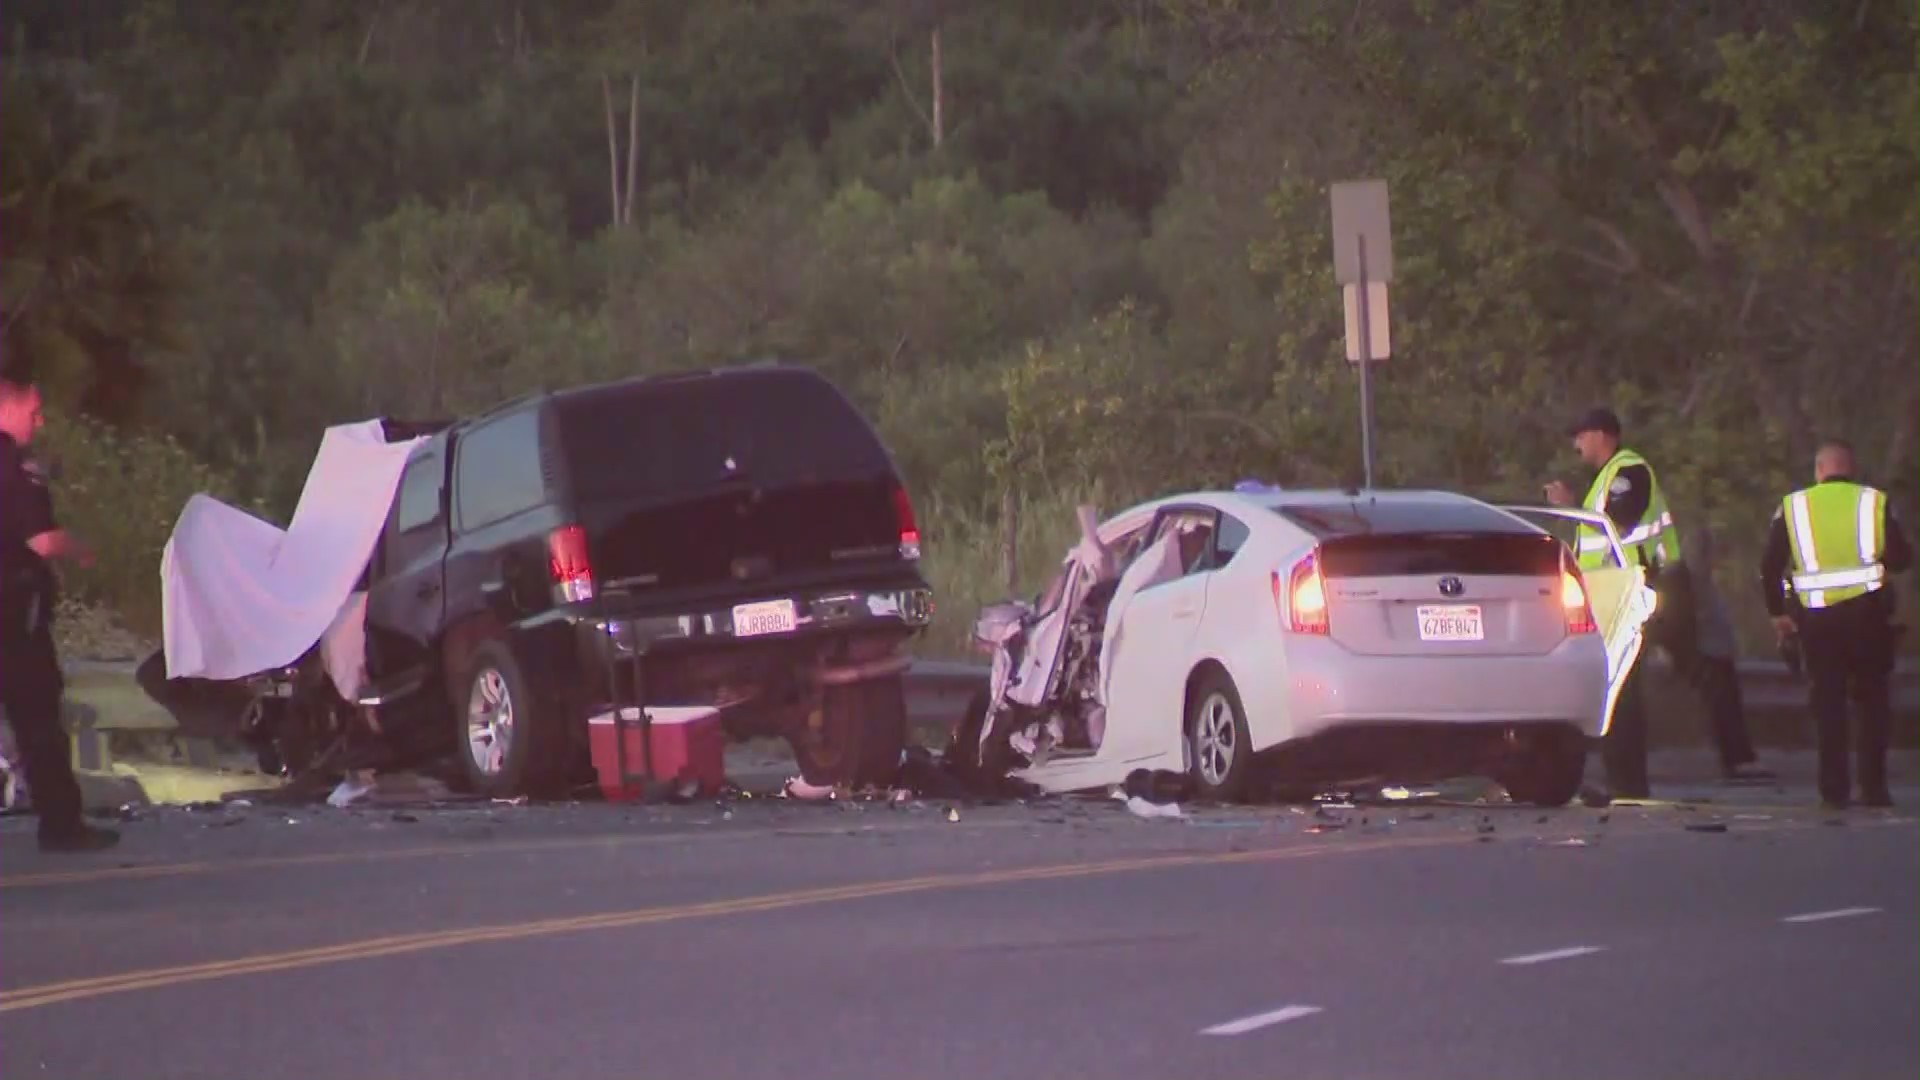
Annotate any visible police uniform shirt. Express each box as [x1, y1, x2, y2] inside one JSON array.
[[1759, 474, 1914, 618], [0, 432, 59, 624]]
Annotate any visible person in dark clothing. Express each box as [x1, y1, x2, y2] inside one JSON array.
[[1759, 439, 1913, 809], [1681, 526, 1763, 780], [1546, 407, 1771, 796], [0, 376, 119, 852]]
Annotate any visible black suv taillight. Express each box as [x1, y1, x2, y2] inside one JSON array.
[[548, 525, 595, 603], [892, 482, 921, 561]]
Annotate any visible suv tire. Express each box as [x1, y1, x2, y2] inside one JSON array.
[[458, 640, 572, 799], [792, 675, 908, 789]]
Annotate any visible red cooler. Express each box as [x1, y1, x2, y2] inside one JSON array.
[[587, 705, 726, 800]]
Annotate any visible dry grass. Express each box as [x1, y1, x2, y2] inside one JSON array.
[[917, 483, 1115, 659]]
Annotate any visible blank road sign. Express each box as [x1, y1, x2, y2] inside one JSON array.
[[1330, 180, 1393, 285]]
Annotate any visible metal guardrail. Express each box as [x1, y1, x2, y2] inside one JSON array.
[[899, 657, 1920, 730], [63, 654, 1920, 738]]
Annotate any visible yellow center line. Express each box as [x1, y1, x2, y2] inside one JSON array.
[[0, 834, 1464, 1013], [1, 817, 1044, 890]]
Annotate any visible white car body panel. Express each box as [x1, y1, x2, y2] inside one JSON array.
[[973, 489, 1658, 796]]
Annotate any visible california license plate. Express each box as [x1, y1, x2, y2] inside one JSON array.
[[1416, 604, 1484, 642], [733, 598, 798, 637]]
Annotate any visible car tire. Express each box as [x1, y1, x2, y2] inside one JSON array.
[[1500, 733, 1587, 807], [458, 640, 571, 799], [945, 687, 990, 774], [792, 675, 908, 789], [1186, 669, 1253, 802]]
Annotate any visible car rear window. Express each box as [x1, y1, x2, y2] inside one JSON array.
[[1274, 498, 1535, 539], [557, 368, 895, 499], [1319, 533, 1563, 577]]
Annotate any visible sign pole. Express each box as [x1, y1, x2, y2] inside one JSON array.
[[1356, 234, 1376, 490], [1329, 178, 1390, 492]]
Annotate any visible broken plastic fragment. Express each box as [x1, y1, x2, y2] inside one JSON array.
[[327, 771, 376, 808], [1125, 796, 1183, 820]]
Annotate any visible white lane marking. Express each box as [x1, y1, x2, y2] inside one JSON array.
[[1201, 1005, 1324, 1036], [1782, 906, 1882, 924], [1499, 945, 1606, 966]]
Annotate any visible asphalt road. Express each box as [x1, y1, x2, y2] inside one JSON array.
[[1, 783, 1914, 1080]]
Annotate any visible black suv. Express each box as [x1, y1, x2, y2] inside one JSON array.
[[357, 364, 934, 797]]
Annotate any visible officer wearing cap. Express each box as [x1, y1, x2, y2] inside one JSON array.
[[1, 373, 119, 852], [1760, 438, 1913, 809], [1545, 406, 1770, 796]]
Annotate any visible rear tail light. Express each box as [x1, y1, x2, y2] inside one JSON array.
[[1560, 551, 1596, 635], [892, 482, 921, 561], [1273, 550, 1329, 635], [549, 525, 595, 603]]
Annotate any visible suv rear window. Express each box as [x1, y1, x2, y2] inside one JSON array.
[[557, 369, 894, 500]]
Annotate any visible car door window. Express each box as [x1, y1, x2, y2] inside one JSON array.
[[454, 410, 544, 531], [384, 448, 446, 572], [1145, 508, 1218, 582], [1212, 512, 1250, 570]]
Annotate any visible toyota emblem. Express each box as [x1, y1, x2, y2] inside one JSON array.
[[1438, 576, 1464, 597]]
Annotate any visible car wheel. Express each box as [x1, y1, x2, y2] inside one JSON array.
[[1500, 733, 1587, 807], [945, 688, 990, 774], [459, 640, 570, 799], [1186, 669, 1253, 802], [791, 675, 908, 789]]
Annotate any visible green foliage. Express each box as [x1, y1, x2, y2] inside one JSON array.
[[4, 0, 1911, 662], [919, 483, 1111, 658], [0, 60, 174, 420], [37, 416, 251, 637]]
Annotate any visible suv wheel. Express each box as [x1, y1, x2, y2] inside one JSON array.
[[459, 640, 571, 799], [791, 676, 908, 789]]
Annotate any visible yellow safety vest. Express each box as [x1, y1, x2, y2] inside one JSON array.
[[1782, 481, 1887, 609], [1575, 448, 1681, 571]]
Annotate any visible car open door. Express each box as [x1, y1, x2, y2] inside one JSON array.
[[1500, 505, 1658, 733]]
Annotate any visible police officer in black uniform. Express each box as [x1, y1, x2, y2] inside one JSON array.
[[1, 374, 119, 852], [1759, 439, 1913, 809]]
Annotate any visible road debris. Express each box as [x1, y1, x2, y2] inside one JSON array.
[[1684, 822, 1729, 833]]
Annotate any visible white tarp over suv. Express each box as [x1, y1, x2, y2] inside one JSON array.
[[161, 419, 423, 697]]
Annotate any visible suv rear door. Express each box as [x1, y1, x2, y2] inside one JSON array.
[[364, 438, 450, 697], [554, 368, 916, 605]]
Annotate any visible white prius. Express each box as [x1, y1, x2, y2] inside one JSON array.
[[958, 489, 1657, 805]]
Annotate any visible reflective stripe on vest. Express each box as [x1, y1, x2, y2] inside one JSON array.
[[1575, 448, 1681, 570], [1783, 483, 1887, 609]]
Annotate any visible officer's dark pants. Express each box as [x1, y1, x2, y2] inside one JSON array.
[[1801, 598, 1895, 806], [1, 623, 85, 839], [1645, 564, 1760, 772], [1602, 661, 1651, 798]]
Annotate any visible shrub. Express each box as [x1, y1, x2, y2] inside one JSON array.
[[918, 483, 1112, 659], [35, 416, 251, 639]]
